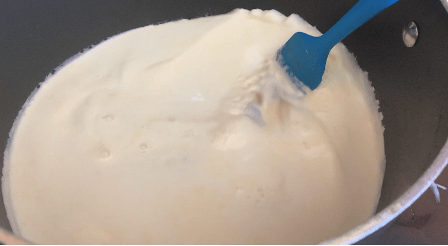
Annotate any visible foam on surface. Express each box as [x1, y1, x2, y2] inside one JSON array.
[[2, 9, 384, 244]]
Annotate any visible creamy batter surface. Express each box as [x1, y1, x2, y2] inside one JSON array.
[[2, 9, 385, 244]]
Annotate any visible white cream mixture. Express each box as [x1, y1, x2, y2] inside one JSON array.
[[2, 9, 385, 244]]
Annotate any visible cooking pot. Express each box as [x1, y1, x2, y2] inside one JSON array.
[[0, 0, 447, 244]]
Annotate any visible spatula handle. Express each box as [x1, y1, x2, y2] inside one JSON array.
[[320, 0, 400, 49]]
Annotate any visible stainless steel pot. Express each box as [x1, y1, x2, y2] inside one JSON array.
[[0, 0, 447, 244]]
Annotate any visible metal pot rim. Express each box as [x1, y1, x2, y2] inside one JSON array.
[[1, 1, 448, 243], [323, 138, 448, 245], [1, 140, 446, 245]]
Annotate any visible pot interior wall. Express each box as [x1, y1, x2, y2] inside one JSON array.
[[0, 0, 447, 243]]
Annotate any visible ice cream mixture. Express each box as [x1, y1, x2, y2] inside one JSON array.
[[2, 9, 385, 244]]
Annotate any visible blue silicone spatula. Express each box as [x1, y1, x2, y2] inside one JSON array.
[[278, 0, 400, 90]]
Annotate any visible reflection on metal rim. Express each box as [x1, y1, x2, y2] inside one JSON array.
[[0, 228, 28, 245], [322, 139, 448, 245], [441, 0, 448, 13]]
